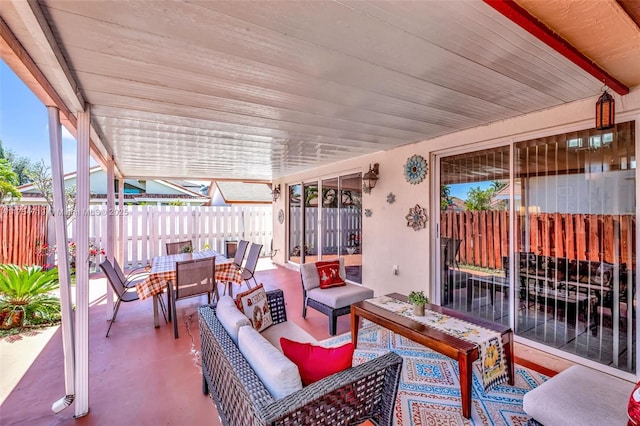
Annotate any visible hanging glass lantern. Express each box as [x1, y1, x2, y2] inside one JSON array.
[[595, 90, 615, 130]]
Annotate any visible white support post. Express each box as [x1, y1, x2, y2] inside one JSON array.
[[48, 106, 76, 415], [118, 179, 125, 265], [105, 158, 115, 317], [74, 108, 91, 418]]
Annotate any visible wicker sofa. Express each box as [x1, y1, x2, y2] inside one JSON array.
[[198, 289, 403, 426]]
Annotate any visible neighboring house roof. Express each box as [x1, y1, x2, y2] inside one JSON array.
[[16, 168, 209, 205], [210, 181, 272, 205]]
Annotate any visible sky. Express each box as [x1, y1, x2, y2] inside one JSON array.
[[1, 59, 78, 172]]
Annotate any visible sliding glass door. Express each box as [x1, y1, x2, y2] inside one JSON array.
[[438, 121, 636, 375], [287, 173, 362, 284], [514, 122, 635, 373], [439, 146, 511, 327]]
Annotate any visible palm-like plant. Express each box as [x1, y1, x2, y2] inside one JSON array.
[[0, 264, 61, 329]]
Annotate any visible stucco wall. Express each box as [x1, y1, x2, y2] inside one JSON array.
[[273, 88, 640, 303]]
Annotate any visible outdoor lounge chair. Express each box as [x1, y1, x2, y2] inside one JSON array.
[[169, 257, 217, 338], [299, 258, 373, 335]]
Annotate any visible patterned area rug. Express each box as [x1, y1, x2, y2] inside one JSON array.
[[322, 324, 548, 426]]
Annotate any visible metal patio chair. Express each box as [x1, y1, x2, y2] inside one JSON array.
[[169, 257, 217, 338], [240, 243, 263, 289], [165, 240, 193, 255], [100, 260, 144, 337], [113, 258, 149, 288], [223, 239, 249, 297]]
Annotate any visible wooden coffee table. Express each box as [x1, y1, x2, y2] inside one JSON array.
[[351, 293, 515, 419]]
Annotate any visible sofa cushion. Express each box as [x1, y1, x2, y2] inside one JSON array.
[[300, 258, 346, 291], [235, 284, 273, 332], [523, 364, 634, 426], [238, 326, 302, 399], [216, 295, 251, 344], [307, 283, 374, 309], [280, 337, 354, 385], [316, 260, 346, 289], [261, 321, 317, 352]]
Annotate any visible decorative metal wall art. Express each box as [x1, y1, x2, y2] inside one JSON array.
[[277, 209, 284, 224], [404, 155, 428, 184], [386, 193, 396, 204], [405, 204, 427, 231], [364, 209, 372, 217]]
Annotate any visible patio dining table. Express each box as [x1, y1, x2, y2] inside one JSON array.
[[137, 249, 242, 327]]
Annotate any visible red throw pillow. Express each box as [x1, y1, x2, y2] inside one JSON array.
[[280, 337, 354, 385], [316, 260, 346, 289], [629, 381, 640, 425]]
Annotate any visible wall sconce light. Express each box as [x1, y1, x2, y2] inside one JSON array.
[[595, 88, 615, 130], [362, 163, 379, 194], [271, 184, 281, 202]]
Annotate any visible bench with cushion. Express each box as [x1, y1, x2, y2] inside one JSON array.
[[299, 258, 374, 335], [523, 364, 634, 426], [199, 289, 403, 425]]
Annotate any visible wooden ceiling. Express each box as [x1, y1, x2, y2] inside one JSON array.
[[1, 0, 638, 181]]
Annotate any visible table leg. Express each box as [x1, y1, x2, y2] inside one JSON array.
[[351, 309, 360, 348], [458, 351, 473, 419], [153, 294, 160, 328]]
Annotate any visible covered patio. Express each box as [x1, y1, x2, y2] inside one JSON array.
[[1, 0, 639, 423]]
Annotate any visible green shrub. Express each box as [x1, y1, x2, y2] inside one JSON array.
[[0, 264, 61, 330]]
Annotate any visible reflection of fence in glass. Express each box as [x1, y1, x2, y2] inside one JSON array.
[[440, 210, 635, 270], [289, 207, 361, 256]]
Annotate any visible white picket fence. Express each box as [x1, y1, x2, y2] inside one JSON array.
[[65, 205, 273, 267]]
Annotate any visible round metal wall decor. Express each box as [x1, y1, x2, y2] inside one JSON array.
[[405, 204, 427, 231], [364, 209, 372, 217], [404, 155, 428, 184], [277, 209, 285, 224]]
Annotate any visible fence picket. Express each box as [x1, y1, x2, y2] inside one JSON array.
[[0, 206, 48, 266]]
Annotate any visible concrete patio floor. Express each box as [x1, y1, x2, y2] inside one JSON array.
[[0, 258, 347, 426], [0, 258, 557, 425]]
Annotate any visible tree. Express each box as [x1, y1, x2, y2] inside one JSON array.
[[0, 143, 35, 185], [464, 186, 493, 211], [26, 160, 76, 222], [440, 185, 451, 210], [0, 159, 21, 204]]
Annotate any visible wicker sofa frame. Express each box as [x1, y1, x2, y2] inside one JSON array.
[[198, 289, 403, 426]]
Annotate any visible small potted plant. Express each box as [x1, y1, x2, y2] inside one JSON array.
[[408, 290, 429, 316]]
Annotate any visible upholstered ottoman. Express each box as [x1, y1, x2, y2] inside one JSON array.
[[523, 364, 634, 426]]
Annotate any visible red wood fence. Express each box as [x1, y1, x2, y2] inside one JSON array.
[[441, 211, 636, 270], [0, 205, 49, 267]]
